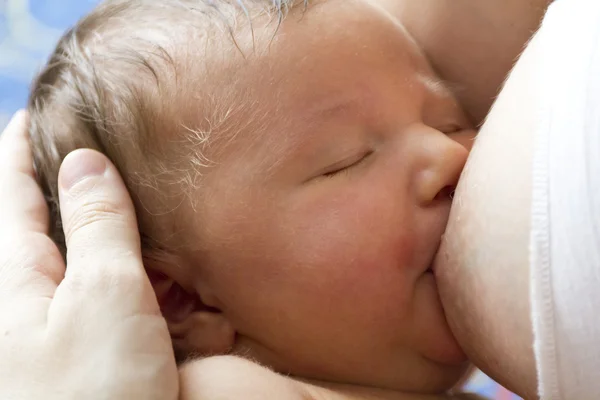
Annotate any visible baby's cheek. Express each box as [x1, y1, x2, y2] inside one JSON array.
[[312, 236, 416, 318], [281, 184, 417, 306]]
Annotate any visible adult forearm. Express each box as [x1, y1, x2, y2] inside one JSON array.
[[385, 0, 552, 124]]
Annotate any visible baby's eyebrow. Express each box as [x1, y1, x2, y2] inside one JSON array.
[[278, 92, 364, 157], [301, 90, 364, 122]]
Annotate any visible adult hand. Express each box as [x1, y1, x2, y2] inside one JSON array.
[[0, 111, 178, 399]]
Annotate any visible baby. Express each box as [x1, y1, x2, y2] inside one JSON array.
[[28, 0, 477, 397]]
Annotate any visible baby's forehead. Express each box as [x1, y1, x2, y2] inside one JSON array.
[[167, 1, 449, 160], [140, 0, 466, 261]]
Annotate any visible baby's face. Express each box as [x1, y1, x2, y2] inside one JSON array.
[[169, 0, 475, 393]]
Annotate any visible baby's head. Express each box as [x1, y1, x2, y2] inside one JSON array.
[[29, 0, 475, 393]]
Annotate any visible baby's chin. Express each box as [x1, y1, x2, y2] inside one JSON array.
[[414, 270, 469, 367]]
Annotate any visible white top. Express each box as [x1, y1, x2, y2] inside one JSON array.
[[530, 0, 600, 398]]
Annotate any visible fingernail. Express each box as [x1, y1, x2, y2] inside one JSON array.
[[60, 149, 107, 191]]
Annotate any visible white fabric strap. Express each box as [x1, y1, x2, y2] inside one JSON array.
[[531, 0, 600, 398]]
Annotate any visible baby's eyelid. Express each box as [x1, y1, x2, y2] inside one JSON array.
[[322, 150, 373, 177]]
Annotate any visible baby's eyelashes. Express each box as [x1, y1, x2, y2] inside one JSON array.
[[320, 150, 374, 179]]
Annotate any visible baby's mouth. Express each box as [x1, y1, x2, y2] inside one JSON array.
[[423, 237, 443, 276]]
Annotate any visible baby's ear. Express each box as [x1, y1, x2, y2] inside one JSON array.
[[143, 250, 236, 358]]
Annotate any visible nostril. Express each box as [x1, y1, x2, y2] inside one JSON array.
[[449, 187, 456, 199], [435, 185, 456, 201]]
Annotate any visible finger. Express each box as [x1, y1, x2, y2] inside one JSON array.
[[56, 149, 153, 308], [0, 232, 64, 305], [0, 110, 34, 175], [0, 111, 62, 306], [0, 111, 49, 235]]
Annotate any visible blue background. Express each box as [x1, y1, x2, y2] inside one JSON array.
[[0, 2, 520, 398], [0, 0, 95, 130]]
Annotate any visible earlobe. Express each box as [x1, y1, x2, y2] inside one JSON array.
[[170, 311, 236, 356]]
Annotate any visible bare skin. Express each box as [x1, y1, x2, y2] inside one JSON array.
[[179, 356, 485, 400], [384, 1, 552, 398], [177, 1, 552, 400], [0, 115, 178, 400], [434, 23, 545, 400], [384, 0, 553, 124], [0, 1, 551, 400]]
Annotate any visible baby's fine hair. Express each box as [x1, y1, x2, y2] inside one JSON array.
[[28, 0, 306, 255]]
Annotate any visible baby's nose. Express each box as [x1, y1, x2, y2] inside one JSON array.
[[415, 130, 470, 205], [450, 129, 477, 152]]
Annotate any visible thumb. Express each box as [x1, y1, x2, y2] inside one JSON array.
[[56, 149, 153, 311]]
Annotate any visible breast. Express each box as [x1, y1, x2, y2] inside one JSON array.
[[433, 28, 546, 400]]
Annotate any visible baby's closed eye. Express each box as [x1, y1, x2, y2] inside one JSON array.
[[320, 150, 374, 179]]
